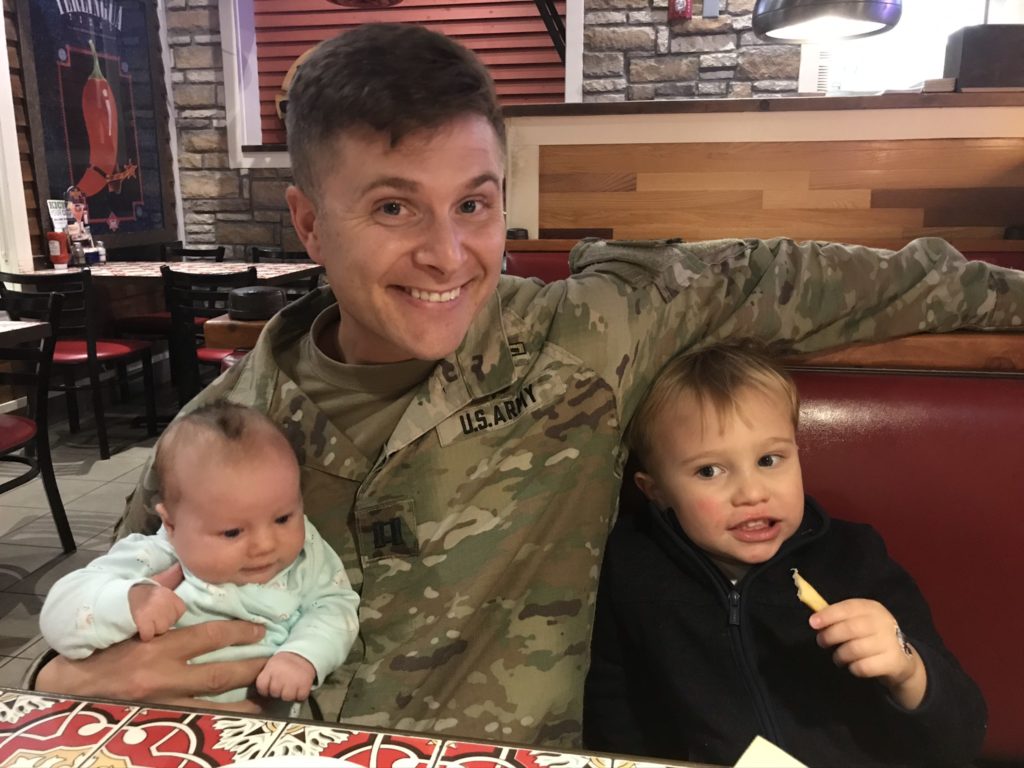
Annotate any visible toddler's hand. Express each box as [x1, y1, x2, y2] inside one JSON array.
[[810, 598, 926, 709], [128, 580, 186, 642], [256, 652, 316, 702]]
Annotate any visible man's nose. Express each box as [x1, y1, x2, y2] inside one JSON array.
[[413, 212, 467, 275]]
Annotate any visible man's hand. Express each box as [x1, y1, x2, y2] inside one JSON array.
[[35, 620, 269, 713], [129, 564, 186, 641], [810, 598, 927, 709], [255, 652, 316, 702]]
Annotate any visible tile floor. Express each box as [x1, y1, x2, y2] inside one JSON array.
[[0, 388, 165, 687]]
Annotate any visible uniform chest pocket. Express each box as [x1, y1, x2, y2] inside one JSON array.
[[354, 498, 419, 565]]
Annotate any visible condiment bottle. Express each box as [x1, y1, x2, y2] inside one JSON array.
[[46, 230, 70, 270]]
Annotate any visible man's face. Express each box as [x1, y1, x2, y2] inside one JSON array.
[[287, 115, 507, 364], [635, 386, 805, 569]]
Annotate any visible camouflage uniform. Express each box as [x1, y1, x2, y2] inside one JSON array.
[[118, 237, 1023, 747]]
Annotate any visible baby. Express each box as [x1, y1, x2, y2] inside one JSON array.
[[583, 344, 985, 766], [40, 402, 360, 704]]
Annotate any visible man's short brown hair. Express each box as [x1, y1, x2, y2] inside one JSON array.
[[626, 343, 800, 470], [286, 23, 506, 199]]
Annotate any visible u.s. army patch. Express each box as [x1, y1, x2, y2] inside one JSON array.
[[436, 374, 565, 447]]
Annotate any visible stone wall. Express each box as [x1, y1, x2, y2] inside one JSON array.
[[583, 0, 801, 101], [166, 0, 298, 258]]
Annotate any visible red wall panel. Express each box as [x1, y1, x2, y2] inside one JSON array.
[[252, 0, 566, 145]]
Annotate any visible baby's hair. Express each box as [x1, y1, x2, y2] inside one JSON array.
[[627, 342, 800, 471], [154, 402, 293, 507]]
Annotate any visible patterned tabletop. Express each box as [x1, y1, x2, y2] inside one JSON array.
[[0, 687, 697, 768], [28, 262, 323, 283]]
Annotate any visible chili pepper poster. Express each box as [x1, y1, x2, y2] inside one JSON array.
[[19, 0, 175, 239]]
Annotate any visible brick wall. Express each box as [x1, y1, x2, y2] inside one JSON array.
[[583, 0, 801, 101]]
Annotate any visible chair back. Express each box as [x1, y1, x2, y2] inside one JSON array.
[[247, 246, 319, 300], [249, 246, 312, 263], [0, 290, 63, 430], [0, 269, 98, 353], [161, 265, 258, 405], [164, 244, 225, 263]]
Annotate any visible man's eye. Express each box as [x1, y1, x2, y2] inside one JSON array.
[[274, 514, 292, 525], [379, 201, 403, 216], [758, 454, 782, 468], [696, 465, 722, 479], [222, 529, 241, 539], [459, 199, 479, 214]]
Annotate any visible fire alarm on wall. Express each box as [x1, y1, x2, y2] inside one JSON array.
[[668, 0, 692, 21]]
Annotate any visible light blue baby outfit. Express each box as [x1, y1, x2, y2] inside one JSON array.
[[40, 516, 360, 703]]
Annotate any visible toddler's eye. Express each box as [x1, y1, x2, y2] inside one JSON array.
[[222, 528, 241, 539], [696, 465, 722, 479], [758, 454, 782, 468]]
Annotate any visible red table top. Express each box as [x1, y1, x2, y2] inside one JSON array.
[[0, 687, 703, 768]]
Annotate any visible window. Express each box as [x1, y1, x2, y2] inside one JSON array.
[[798, 0, 1024, 94]]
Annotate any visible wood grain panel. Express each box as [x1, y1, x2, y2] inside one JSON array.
[[538, 137, 1024, 243], [763, 189, 872, 209], [540, 173, 636, 192], [7, 1, 43, 257], [541, 139, 1024, 175], [635, 171, 810, 191]]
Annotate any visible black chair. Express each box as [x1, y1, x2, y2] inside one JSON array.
[[0, 269, 157, 460], [0, 291, 76, 553], [164, 244, 225, 263], [248, 246, 320, 301], [161, 265, 258, 407]]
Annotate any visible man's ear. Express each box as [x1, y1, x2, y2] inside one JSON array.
[[156, 502, 174, 536], [286, 185, 320, 264], [634, 471, 666, 508]]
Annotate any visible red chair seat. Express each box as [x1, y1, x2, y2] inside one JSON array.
[[197, 347, 233, 365], [220, 348, 250, 372], [53, 339, 152, 364], [0, 414, 37, 452]]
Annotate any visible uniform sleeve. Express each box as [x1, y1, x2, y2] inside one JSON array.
[[39, 534, 177, 659], [569, 236, 1024, 425], [856, 526, 987, 765], [275, 521, 361, 687]]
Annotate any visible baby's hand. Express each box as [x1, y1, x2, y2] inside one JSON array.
[[256, 652, 316, 702], [128, 582, 186, 642], [810, 598, 926, 709]]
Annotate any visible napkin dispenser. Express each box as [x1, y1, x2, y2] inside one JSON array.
[[227, 286, 286, 321]]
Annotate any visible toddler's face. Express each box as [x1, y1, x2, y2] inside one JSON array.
[[636, 385, 804, 569], [162, 447, 305, 585]]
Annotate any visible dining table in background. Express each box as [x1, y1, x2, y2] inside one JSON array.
[[0, 686, 711, 768], [19, 262, 323, 337], [0, 319, 50, 347]]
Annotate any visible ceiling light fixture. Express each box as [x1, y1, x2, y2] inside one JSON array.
[[753, 0, 902, 43]]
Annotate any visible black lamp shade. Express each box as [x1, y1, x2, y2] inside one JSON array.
[[753, 0, 902, 43]]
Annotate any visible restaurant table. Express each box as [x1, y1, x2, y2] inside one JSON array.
[[0, 320, 50, 346], [26, 262, 323, 287], [0, 686, 712, 768], [203, 314, 268, 350]]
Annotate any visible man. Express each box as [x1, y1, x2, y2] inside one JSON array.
[[35, 23, 1024, 748]]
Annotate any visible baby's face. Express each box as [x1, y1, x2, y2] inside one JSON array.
[[165, 449, 305, 585], [638, 385, 804, 569]]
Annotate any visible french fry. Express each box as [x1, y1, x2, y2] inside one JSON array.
[[791, 568, 829, 612]]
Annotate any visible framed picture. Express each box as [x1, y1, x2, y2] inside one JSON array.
[[17, 0, 177, 246]]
